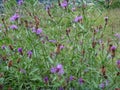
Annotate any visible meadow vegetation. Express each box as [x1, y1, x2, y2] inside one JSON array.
[[0, 0, 120, 90]]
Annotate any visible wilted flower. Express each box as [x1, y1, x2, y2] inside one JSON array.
[[10, 13, 20, 21], [51, 64, 64, 75], [27, 50, 32, 58], [74, 16, 83, 22], [104, 16, 108, 25], [78, 78, 84, 85], [10, 25, 18, 30]]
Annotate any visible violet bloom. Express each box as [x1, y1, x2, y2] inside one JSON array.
[[18, 48, 23, 55], [116, 60, 120, 69], [10, 13, 20, 21], [99, 83, 105, 89], [61, 0, 68, 8], [59, 87, 64, 90], [50, 64, 64, 75], [74, 16, 83, 22], [20, 68, 26, 74], [36, 28, 42, 35], [44, 77, 49, 83], [17, 0, 23, 5], [60, 45, 64, 50], [72, 7, 76, 12], [49, 40, 56, 43], [1, 45, 6, 50], [116, 60, 120, 65], [69, 76, 74, 81], [51, 67, 57, 73], [32, 27, 42, 35], [10, 25, 18, 30], [78, 78, 84, 85], [0, 24, 2, 28], [110, 46, 116, 51], [27, 50, 32, 58], [114, 33, 120, 39]]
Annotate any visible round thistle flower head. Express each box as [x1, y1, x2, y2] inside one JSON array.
[[36, 28, 42, 35], [1, 45, 6, 50], [74, 16, 83, 22], [99, 83, 105, 89], [61, 0, 68, 8], [116, 60, 120, 65], [10, 25, 18, 30], [18, 48, 22, 53], [110, 46, 116, 51], [116, 60, 120, 69], [56, 64, 64, 75], [10, 13, 20, 21], [69, 76, 75, 81], [17, 0, 23, 5], [50, 64, 64, 75], [44, 77, 49, 83], [114, 33, 120, 39], [78, 78, 84, 85], [27, 50, 32, 58]]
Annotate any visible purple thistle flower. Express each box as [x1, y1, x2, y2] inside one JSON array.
[[99, 83, 105, 89], [18, 48, 23, 55], [44, 77, 49, 84], [110, 46, 116, 51], [0, 24, 2, 28], [36, 28, 42, 35], [27, 50, 32, 58], [1, 45, 6, 50], [78, 78, 84, 85], [72, 7, 76, 12], [59, 87, 64, 90], [49, 40, 56, 43], [10, 13, 20, 21], [17, 0, 23, 5], [74, 16, 83, 22], [20, 68, 26, 74], [61, 0, 68, 8], [69, 76, 74, 81], [32, 27, 42, 35], [116, 60, 120, 65], [60, 45, 64, 50], [114, 33, 120, 39], [50, 64, 64, 75], [56, 64, 64, 75], [10, 25, 18, 30], [51, 67, 57, 73]]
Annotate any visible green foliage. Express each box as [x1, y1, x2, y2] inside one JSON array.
[[0, 0, 120, 90]]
